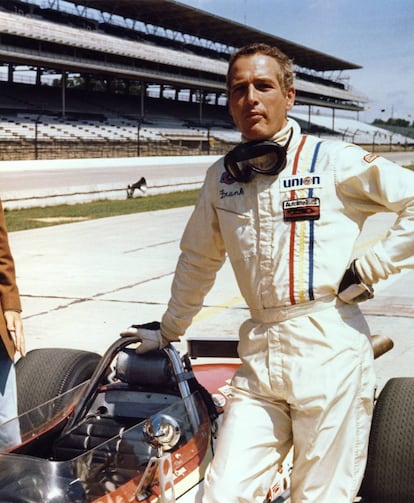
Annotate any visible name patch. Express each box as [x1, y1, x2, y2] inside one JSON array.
[[283, 197, 320, 221], [280, 174, 322, 192], [220, 187, 244, 199]]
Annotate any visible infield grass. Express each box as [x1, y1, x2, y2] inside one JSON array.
[[5, 190, 200, 232]]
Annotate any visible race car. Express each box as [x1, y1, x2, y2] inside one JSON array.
[[0, 332, 412, 503]]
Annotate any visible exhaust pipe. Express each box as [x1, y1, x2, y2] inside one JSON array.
[[372, 333, 394, 359]]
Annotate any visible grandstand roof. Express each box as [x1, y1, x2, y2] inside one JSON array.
[[70, 0, 361, 72]]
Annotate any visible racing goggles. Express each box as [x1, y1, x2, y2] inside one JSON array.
[[224, 128, 293, 183]]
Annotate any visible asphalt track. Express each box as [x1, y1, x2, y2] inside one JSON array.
[[7, 205, 414, 394]]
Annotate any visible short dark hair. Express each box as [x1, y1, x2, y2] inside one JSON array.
[[226, 43, 295, 94]]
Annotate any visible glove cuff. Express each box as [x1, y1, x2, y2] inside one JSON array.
[[338, 259, 374, 304], [132, 321, 161, 331]]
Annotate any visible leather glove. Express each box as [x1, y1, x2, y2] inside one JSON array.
[[338, 259, 374, 304], [120, 321, 169, 354]]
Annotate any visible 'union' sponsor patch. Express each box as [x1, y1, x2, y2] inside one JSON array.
[[280, 174, 322, 192]]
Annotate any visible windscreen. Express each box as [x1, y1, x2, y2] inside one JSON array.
[[0, 392, 210, 503]]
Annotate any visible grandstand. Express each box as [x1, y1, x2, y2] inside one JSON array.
[[0, 0, 412, 160], [290, 112, 412, 148]]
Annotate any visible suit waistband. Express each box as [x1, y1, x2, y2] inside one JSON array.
[[249, 295, 338, 323]]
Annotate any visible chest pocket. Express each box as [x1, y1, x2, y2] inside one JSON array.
[[216, 207, 256, 260]]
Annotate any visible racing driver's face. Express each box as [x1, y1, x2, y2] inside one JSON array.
[[228, 53, 295, 141]]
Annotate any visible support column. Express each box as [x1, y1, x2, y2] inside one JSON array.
[[7, 64, 14, 83], [61, 71, 66, 117]]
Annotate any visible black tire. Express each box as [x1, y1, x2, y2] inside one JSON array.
[[15, 348, 101, 415], [360, 377, 414, 503]]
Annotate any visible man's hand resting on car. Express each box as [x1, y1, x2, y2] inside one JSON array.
[[120, 321, 172, 354]]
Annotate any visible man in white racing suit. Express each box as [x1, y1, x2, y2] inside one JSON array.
[[127, 43, 414, 502]]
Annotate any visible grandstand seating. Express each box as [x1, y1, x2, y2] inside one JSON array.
[[0, 78, 237, 155], [289, 112, 411, 146], [0, 11, 229, 77], [0, 4, 412, 161], [0, 8, 369, 107], [2, 104, 410, 162], [295, 80, 366, 104], [0, 113, 241, 144], [0, 86, 410, 161]]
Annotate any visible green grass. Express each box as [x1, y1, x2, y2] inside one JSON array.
[[5, 190, 200, 232]]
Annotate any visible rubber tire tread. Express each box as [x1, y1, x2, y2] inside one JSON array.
[[15, 348, 101, 415], [360, 377, 414, 503]]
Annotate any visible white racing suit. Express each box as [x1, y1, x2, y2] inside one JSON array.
[[161, 118, 414, 502]]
